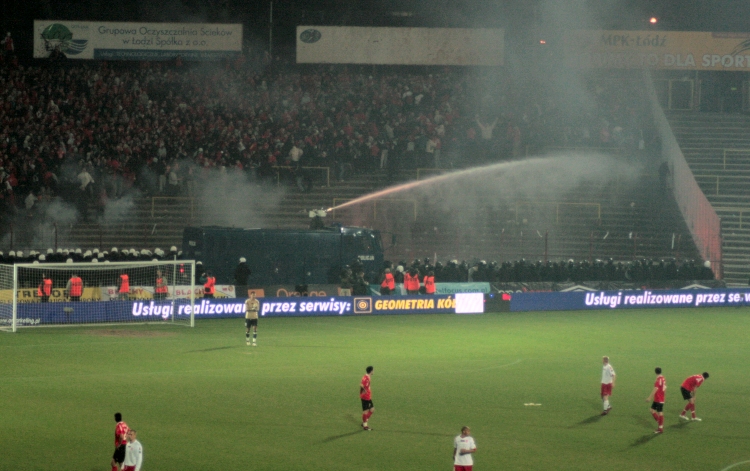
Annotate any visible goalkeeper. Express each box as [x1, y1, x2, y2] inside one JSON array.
[[245, 291, 259, 346]]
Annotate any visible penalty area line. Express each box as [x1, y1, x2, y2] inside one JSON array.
[[721, 460, 750, 471]]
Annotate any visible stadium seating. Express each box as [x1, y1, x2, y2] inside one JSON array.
[[668, 112, 750, 283]]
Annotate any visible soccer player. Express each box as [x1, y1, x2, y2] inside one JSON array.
[[360, 366, 374, 431], [679, 372, 709, 421], [600, 356, 616, 415], [111, 412, 129, 471], [122, 429, 143, 471], [646, 367, 666, 434], [453, 426, 477, 471], [245, 291, 259, 346]]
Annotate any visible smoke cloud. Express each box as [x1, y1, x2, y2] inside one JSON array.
[[191, 167, 286, 228]]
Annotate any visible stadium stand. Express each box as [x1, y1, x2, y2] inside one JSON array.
[[0, 59, 703, 272], [668, 112, 750, 283]]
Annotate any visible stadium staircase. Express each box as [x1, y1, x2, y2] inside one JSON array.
[[61, 161, 700, 265], [667, 112, 750, 283]]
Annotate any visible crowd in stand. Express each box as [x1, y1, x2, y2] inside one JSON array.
[[0, 52, 650, 222]]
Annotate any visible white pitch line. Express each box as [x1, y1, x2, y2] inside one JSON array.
[[720, 460, 750, 471]]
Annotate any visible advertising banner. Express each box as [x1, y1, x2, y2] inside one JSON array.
[[33, 21, 242, 61], [492, 280, 726, 294], [296, 26, 504, 66], [565, 30, 750, 70], [510, 288, 750, 312], [5, 294, 470, 325], [15, 287, 102, 302], [99, 285, 235, 301], [257, 284, 342, 298]]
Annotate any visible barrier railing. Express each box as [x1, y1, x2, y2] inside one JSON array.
[[714, 207, 750, 229], [273, 166, 330, 187], [514, 201, 602, 224], [383, 229, 702, 265], [680, 148, 750, 170], [416, 168, 450, 180], [151, 197, 195, 219], [694, 174, 750, 196], [331, 197, 418, 221], [543, 146, 628, 154]]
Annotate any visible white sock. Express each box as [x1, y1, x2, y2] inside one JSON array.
[[603, 400, 610, 410]]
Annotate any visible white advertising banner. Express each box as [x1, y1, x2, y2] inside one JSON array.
[[34, 21, 242, 61], [296, 26, 504, 66], [565, 30, 750, 70]]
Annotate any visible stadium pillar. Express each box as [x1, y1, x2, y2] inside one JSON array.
[[269, 1, 274, 57], [544, 230, 548, 264]]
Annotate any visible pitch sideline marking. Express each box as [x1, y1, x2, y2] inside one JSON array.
[[720, 460, 750, 471]]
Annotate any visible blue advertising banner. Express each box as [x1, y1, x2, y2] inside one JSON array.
[[510, 288, 750, 312], [8, 295, 463, 325]]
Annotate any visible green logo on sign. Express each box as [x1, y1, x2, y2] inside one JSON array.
[[300, 29, 322, 44], [41, 24, 88, 55]]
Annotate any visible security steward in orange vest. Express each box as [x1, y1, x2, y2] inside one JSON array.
[[423, 271, 436, 295], [155, 270, 169, 300], [38, 274, 53, 303], [380, 268, 395, 295], [203, 270, 216, 298], [118, 273, 130, 300], [404, 268, 420, 295], [67, 274, 84, 302]]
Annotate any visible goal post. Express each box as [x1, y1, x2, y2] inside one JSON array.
[[0, 260, 196, 332]]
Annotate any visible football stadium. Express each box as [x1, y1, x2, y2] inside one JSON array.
[[2, 1, 750, 470]]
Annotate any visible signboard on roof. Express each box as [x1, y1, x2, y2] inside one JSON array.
[[565, 30, 750, 70], [33, 21, 242, 61], [296, 26, 504, 66]]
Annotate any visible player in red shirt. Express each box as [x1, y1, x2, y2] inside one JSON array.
[[646, 367, 667, 434], [680, 372, 709, 421], [112, 412, 129, 471], [360, 366, 374, 431]]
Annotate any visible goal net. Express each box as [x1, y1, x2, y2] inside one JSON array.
[[0, 261, 195, 332]]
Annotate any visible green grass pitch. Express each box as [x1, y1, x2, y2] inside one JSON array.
[[2, 308, 749, 471]]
